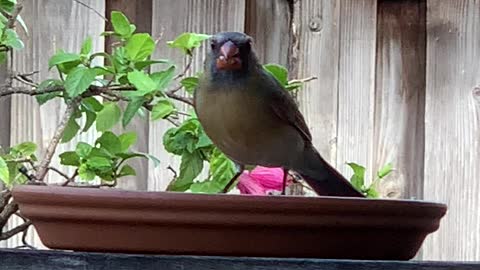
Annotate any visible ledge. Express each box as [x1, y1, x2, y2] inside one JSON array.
[[1, 249, 480, 270]]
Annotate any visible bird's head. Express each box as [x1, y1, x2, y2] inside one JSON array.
[[207, 32, 258, 78]]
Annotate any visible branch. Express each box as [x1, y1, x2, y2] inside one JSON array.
[[7, 4, 23, 29], [73, 0, 107, 21], [0, 85, 63, 98], [34, 98, 81, 181], [173, 54, 193, 81], [47, 166, 70, 180], [287, 76, 318, 85], [0, 220, 32, 241]]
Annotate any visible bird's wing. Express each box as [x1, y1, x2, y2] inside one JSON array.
[[264, 73, 313, 143]]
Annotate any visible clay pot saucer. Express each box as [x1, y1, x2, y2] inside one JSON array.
[[12, 184, 447, 260]]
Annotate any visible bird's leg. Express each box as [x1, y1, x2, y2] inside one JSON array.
[[281, 168, 289, 195], [221, 163, 245, 193]]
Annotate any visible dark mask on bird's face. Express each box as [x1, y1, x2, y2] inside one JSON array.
[[207, 32, 257, 80]]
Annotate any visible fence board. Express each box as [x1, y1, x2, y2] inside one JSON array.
[[374, 0, 426, 200], [148, 0, 245, 191], [287, 0, 340, 167], [245, 0, 291, 67], [423, 0, 480, 261], [7, 0, 105, 248], [336, 0, 377, 181], [105, 0, 153, 191], [0, 61, 8, 151]]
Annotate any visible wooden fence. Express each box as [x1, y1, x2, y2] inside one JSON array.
[[0, 0, 479, 262]]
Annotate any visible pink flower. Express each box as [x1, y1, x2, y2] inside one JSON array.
[[237, 166, 289, 195]]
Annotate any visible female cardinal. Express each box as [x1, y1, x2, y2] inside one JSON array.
[[194, 32, 364, 197]]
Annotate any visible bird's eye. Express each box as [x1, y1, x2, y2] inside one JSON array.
[[210, 41, 216, 50]]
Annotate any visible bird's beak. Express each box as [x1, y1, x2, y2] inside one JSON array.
[[216, 41, 242, 71]]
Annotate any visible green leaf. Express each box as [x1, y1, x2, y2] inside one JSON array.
[[35, 79, 63, 105], [0, 156, 9, 184], [366, 188, 379, 198], [122, 96, 145, 127], [151, 98, 175, 120], [86, 156, 112, 170], [64, 66, 97, 97], [96, 131, 121, 155], [48, 52, 81, 70], [0, 51, 6, 64], [207, 148, 236, 192], [59, 151, 80, 166], [196, 130, 212, 148], [96, 103, 121, 132], [346, 162, 366, 190], [76, 142, 92, 158], [169, 151, 203, 191], [88, 147, 114, 159], [82, 97, 104, 112], [110, 11, 131, 37], [146, 154, 161, 167], [180, 76, 198, 94], [78, 163, 95, 180], [11, 142, 37, 156], [3, 29, 24, 49], [263, 64, 288, 86], [125, 33, 155, 61], [150, 66, 175, 91], [167, 32, 211, 54], [80, 36, 92, 55], [119, 132, 137, 152], [62, 115, 81, 143], [377, 163, 393, 179], [285, 81, 303, 91], [134, 59, 170, 70], [0, 0, 15, 13], [126, 70, 157, 96], [118, 164, 136, 177], [83, 110, 96, 132]]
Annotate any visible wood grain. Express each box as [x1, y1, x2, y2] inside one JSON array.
[[1, 249, 480, 270], [0, 61, 9, 151], [423, 0, 480, 261], [7, 0, 105, 248], [291, 0, 340, 166], [336, 0, 377, 181], [149, 0, 245, 191], [105, 0, 153, 191], [374, 0, 426, 200], [244, 0, 291, 67]]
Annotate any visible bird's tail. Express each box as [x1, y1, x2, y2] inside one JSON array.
[[295, 146, 365, 197]]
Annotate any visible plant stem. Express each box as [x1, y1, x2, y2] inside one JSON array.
[[34, 98, 80, 181]]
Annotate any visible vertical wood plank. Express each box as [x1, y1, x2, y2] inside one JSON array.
[[374, 0, 426, 199], [244, 0, 291, 67], [105, 0, 153, 191], [336, 0, 377, 181], [0, 61, 9, 151], [290, 0, 340, 166], [149, 0, 245, 191], [423, 0, 480, 261], [7, 0, 105, 248]]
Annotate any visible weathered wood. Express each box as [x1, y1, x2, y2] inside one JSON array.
[[8, 0, 105, 248], [290, 0, 340, 166], [244, 0, 291, 67], [105, 0, 153, 191], [148, 0, 246, 191], [335, 0, 377, 181], [423, 0, 480, 261], [374, 0, 426, 200], [0, 249, 479, 270], [0, 61, 9, 151]]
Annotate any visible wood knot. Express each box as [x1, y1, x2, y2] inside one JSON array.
[[473, 87, 480, 102], [308, 17, 323, 32]]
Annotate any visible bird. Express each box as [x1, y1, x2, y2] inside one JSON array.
[[194, 32, 364, 197]]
